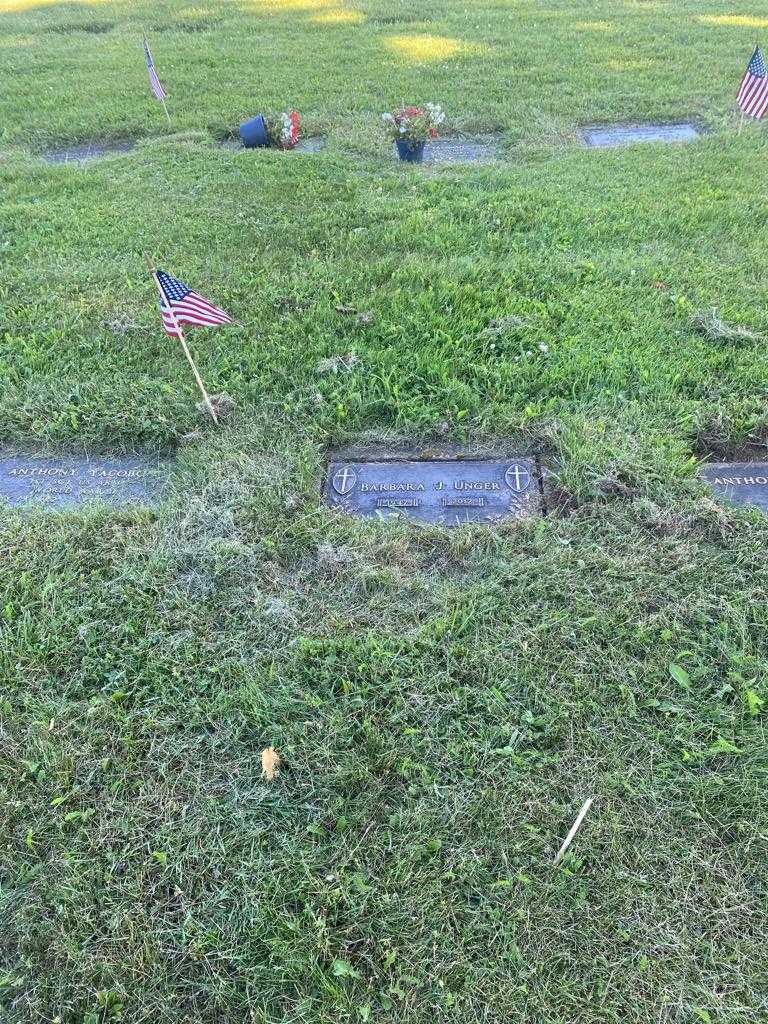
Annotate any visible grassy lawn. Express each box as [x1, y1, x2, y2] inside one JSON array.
[[3, 1, 768, 1021]]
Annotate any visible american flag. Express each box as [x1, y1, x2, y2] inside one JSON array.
[[155, 270, 233, 337], [143, 38, 166, 101], [737, 46, 768, 119]]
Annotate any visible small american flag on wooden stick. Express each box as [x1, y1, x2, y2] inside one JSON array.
[[737, 46, 768, 120], [143, 37, 166, 99], [143, 37, 171, 125], [145, 257, 234, 425]]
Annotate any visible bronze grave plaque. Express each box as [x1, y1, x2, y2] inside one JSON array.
[[0, 454, 169, 509], [699, 462, 768, 513], [323, 458, 541, 526], [580, 123, 700, 148]]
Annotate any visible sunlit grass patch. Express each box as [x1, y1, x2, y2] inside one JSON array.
[[257, 0, 337, 10], [0, 0, 109, 10], [574, 20, 616, 32], [0, 33, 35, 46], [384, 33, 486, 63], [697, 14, 768, 28], [310, 7, 364, 24]]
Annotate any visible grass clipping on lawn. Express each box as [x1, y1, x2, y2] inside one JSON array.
[[690, 308, 762, 343]]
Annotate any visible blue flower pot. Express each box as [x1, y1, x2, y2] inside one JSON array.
[[239, 114, 269, 148], [395, 139, 426, 163]]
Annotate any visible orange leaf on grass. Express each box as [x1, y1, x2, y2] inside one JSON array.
[[261, 747, 281, 781]]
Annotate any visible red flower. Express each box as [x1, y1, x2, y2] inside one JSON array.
[[288, 110, 300, 145]]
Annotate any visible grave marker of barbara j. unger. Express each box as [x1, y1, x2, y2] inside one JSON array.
[[323, 457, 542, 526]]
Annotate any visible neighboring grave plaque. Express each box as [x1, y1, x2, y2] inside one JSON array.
[[323, 458, 541, 526], [423, 138, 500, 165], [699, 462, 768, 513], [41, 141, 135, 164], [580, 123, 700, 148], [0, 454, 168, 509]]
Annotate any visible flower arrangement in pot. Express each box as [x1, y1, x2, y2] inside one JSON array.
[[239, 111, 300, 150], [382, 103, 445, 163]]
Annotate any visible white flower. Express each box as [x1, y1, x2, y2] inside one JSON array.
[[426, 102, 445, 125]]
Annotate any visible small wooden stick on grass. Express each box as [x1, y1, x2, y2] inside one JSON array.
[[553, 797, 595, 865]]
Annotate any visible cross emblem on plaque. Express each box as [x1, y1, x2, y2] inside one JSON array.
[[504, 464, 530, 492], [331, 465, 357, 495]]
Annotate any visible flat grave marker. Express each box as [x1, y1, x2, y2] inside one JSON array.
[[0, 454, 169, 509], [699, 462, 768, 513], [41, 140, 135, 164], [422, 137, 501, 165], [323, 457, 541, 526], [580, 123, 700, 148]]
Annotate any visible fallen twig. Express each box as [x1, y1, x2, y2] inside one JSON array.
[[553, 796, 594, 864]]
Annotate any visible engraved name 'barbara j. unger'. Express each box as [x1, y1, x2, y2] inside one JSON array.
[[331, 463, 531, 495], [324, 459, 541, 526]]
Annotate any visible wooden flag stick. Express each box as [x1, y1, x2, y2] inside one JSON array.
[[174, 325, 219, 425], [739, 112, 745, 134], [144, 254, 219, 425], [553, 797, 594, 865]]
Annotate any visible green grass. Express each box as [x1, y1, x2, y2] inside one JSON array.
[[2, 1, 768, 1021]]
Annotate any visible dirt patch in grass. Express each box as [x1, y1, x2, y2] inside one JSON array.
[[41, 21, 114, 34], [373, 15, 426, 25], [150, 19, 224, 33], [694, 426, 768, 463], [541, 469, 640, 518]]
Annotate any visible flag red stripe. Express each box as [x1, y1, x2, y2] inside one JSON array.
[[176, 293, 232, 318], [175, 313, 228, 327], [173, 308, 231, 325], [751, 89, 768, 118], [740, 74, 761, 106], [164, 308, 231, 326], [737, 72, 755, 103], [743, 80, 768, 116], [170, 300, 232, 321], [742, 76, 764, 107]]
